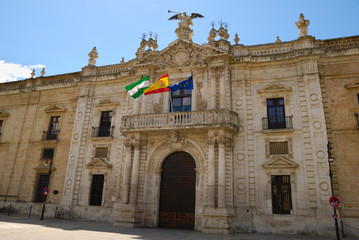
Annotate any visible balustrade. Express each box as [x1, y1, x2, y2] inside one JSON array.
[[121, 110, 239, 132]]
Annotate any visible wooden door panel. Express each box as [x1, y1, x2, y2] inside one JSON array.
[[159, 152, 196, 229]]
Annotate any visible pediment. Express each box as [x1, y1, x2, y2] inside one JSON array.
[[257, 83, 292, 94], [44, 104, 67, 113], [86, 158, 112, 169], [262, 157, 298, 169], [95, 99, 120, 107], [344, 79, 359, 89], [0, 109, 10, 118], [135, 39, 225, 69]]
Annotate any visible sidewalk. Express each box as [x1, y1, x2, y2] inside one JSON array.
[[0, 213, 355, 240]]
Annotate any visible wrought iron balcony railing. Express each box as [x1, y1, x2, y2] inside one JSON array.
[[120, 110, 240, 132], [42, 129, 60, 140], [262, 115, 293, 130], [91, 126, 114, 137]]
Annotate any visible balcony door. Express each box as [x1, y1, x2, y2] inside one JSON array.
[[99, 111, 112, 136], [267, 98, 286, 129], [171, 89, 192, 112], [47, 116, 60, 139], [159, 152, 196, 229]]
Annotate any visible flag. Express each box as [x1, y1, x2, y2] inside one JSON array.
[[143, 74, 170, 95], [167, 75, 193, 92], [125, 76, 149, 98]]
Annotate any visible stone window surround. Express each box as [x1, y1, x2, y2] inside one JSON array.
[[92, 99, 119, 136], [0, 109, 10, 136], [263, 161, 298, 216], [265, 137, 293, 159]]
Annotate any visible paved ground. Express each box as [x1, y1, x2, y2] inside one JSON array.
[[0, 213, 355, 240]]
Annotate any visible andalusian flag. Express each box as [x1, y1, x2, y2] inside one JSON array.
[[125, 76, 149, 98], [143, 74, 170, 95]]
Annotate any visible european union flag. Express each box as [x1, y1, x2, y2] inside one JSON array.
[[167, 75, 193, 92]]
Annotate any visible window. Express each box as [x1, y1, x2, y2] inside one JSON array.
[[267, 98, 286, 129], [89, 174, 104, 206], [171, 89, 192, 112], [99, 111, 112, 137], [47, 116, 60, 140], [269, 141, 289, 155], [0, 120, 2, 135], [42, 148, 54, 159], [271, 175, 292, 214], [35, 174, 49, 203], [94, 147, 108, 158]]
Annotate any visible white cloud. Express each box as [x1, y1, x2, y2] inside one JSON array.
[[0, 60, 46, 83]]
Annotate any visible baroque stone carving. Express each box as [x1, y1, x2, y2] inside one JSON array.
[[167, 131, 188, 150], [168, 12, 204, 41], [296, 13, 310, 38], [88, 46, 98, 65]]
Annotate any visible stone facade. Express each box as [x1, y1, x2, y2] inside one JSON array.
[[0, 14, 358, 237]]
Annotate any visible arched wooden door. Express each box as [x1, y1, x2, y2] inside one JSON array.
[[159, 152, 196, 229]]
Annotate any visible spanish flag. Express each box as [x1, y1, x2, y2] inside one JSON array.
[[143, 74, 170, 95]]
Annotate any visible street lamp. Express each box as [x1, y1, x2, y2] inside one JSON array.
[[327, 141, 340, 240], [40, 158, 53, 220]]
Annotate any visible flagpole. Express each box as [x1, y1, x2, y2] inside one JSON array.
[[169, 91, 173, 112]]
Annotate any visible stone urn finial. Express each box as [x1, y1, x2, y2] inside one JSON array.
[[234, 33, 240, 44], [296, 13, 310, 37], [88, 46, 98, 66]]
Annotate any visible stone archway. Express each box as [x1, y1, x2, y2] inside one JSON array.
[[158, 151, 196, 229]]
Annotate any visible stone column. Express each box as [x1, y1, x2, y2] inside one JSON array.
[[122, 140, 132, 204], [207, 138, 215, 208], [218, 137, 226, 208], [129, 140, 141, 204], [219, 69, 225, 109], [210, 69, 216, 109]]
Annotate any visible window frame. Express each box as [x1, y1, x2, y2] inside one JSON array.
[[171, 89, 192, 112], [266, 98, 286, 129]]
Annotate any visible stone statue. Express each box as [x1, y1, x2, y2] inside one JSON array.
[[147, 32, 158, 51], [168, 11, 204, 41], [88, 46, 98, 65], [137, 33, 147, 52], [208, 26, 217, 42], [275, 36, 281, 43], [121, 57, 125, 63], [41, 67, 45, 76], [31, 69, 35, 78], [296, 13, 310, 37]]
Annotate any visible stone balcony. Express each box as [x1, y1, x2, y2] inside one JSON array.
[[120, 109, 240, 133]]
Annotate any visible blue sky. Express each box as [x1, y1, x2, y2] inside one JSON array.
[[1, 0, 358, 82]]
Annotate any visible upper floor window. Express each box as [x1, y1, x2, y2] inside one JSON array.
[[0, 120, 3, 135], [94, 147, 108, 158], [171, 89, 192, 112], [271, 175, 292, 214], [43, 116, 60, 140], [357, 94, 359, 104], [42, 148, 54, 160], [266, 98, 286, 129], [99, 111, 112, 137]]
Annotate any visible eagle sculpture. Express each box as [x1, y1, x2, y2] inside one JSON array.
[[168, 12, 205, 21]]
